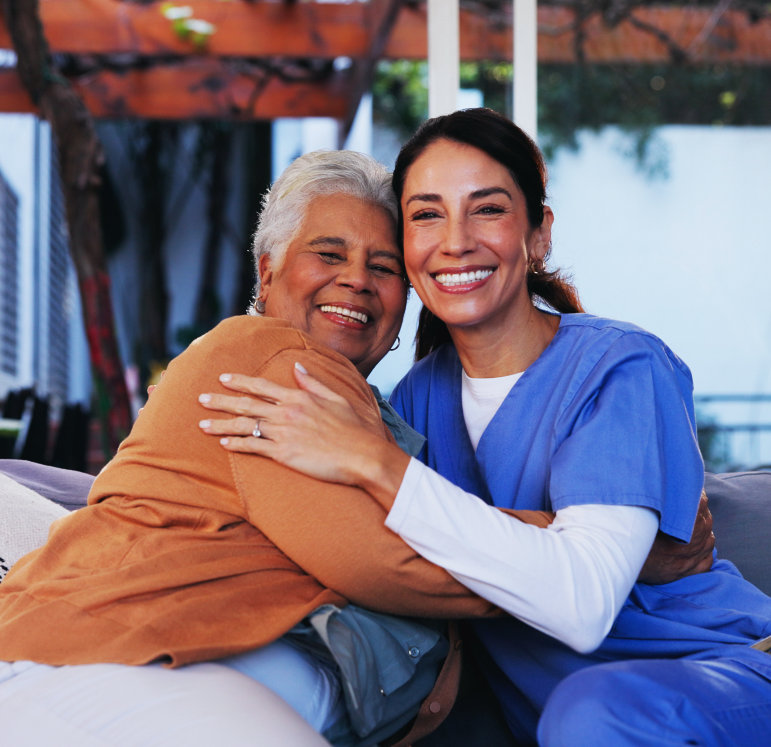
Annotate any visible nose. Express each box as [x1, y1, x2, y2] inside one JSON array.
[[443, 214, 475, 257], [335, 257, 373, 293]]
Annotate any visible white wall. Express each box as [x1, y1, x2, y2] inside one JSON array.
[[549, 126, 771, 467], [549, 126, 771, 395]]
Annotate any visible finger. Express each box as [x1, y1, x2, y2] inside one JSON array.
[[218, 435, 274, 455], [198, 392, 276, 418], [199, 415, 257, 437], [218, 373, 293, 403], [293, 362, 346, 403]]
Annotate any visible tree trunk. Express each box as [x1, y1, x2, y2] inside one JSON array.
[[3, 0, 132, 460]]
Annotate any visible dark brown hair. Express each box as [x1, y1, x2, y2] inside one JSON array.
[[392, 108, 583, 360]]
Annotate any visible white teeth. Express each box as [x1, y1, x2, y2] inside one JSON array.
[[434, 269, 494, 287], [320, 305, 369, 324]]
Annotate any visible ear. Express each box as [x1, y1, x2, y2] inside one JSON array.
[[529, 205, 554, 263], [257, 253, 274, 307]]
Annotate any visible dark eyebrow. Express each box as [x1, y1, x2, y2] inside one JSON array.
[[309, 236, 346, 247], [471, 186, 512, 200], [405, 193, 440, 206]]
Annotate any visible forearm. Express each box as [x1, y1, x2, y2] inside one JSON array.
[[387, 459, 658, 652]]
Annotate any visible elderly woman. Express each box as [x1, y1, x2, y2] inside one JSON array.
[[0, 150, 515, 747]]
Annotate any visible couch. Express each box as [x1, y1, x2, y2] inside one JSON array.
[[1, 461, 770, 745]]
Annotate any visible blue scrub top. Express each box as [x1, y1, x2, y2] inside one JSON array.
[[391, 313, 771, 738]]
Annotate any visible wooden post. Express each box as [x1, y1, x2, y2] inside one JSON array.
[[513, 0, 538, 139], [427, 0, 459, 117]]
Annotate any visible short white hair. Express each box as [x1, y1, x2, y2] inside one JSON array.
[[250, 150, 397, 314]]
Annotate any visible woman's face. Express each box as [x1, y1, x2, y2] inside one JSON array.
[[401, 138, 552, 337], [259, 193, 407, 377]]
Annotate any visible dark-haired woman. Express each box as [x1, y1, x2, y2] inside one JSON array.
[[206, 109, 771, 745]]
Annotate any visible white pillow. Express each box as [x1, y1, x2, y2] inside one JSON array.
[[0, 472, 68, 583]]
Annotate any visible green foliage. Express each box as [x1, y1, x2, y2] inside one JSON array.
[[373, 59, 771, 174], [372, 60, 429, 135]]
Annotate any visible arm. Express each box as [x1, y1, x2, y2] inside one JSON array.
[[221, 347, 502, 619], [199, 369, 714, 586], [638, 490, 714, 584], [119, 318, 499, 619], [387, 459, 658, 653]]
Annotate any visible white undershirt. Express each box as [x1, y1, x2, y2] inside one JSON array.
[[386, 372, 659, 654], [461, 370, 522, 450]]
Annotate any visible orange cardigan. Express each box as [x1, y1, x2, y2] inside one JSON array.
[[0, 316, 550, 667]]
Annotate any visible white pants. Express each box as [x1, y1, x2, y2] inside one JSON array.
[[0, 659, 331, 746]]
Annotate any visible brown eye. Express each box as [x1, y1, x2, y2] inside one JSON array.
[[369, 264, 399, 276], [411, 209, 440, 221]]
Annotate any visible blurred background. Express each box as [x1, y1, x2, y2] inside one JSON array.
[[0, 0, 769, 473]]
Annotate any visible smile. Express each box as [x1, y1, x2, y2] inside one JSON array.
[[320, 305, 370, 324], [433, 269, 494, 287]]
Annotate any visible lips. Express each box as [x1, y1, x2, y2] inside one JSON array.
[[319, 304, 371, 324], [432, 268, 495, 288]]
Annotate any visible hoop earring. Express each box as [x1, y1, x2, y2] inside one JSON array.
[[390, 336, 401, 352], [528, 258, 546, 275]]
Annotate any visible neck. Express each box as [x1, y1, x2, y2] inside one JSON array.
[[450, 306, 560, 378]]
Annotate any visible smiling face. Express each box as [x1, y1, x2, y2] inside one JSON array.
[[259, 192, 407, 377], [401, 138, 553, 340]]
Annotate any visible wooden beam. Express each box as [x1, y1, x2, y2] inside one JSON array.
[[0, 59, 354, 119], [1, 2, 768, 121], [386, 5, 771, 65], [0, 0, 373, 58], [2, 2, 768, 64]]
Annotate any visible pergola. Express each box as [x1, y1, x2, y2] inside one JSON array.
[[2, 0, 769, 136]]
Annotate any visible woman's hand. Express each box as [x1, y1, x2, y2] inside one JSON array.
[[198, 364, 409, 496], [638, 491, 715, 584]]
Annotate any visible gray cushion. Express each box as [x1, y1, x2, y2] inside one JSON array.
[[0, 459, 93, 511], [705, 471, 771, 596]]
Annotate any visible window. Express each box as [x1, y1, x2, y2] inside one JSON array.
[[0, 169, 19, 376]]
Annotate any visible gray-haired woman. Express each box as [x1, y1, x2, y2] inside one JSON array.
[[0, 150, 496, 747]]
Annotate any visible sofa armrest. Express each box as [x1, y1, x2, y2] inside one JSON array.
[[705, 470, 771, 596]]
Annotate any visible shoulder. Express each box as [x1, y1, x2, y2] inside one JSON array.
[[555, 313, 692, 381], [559, 312, 661, 344], [193, 315, 305, 355], [187, 316, 357, 369]]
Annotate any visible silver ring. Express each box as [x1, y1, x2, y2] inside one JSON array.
[[252, 420, 262, 439]]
